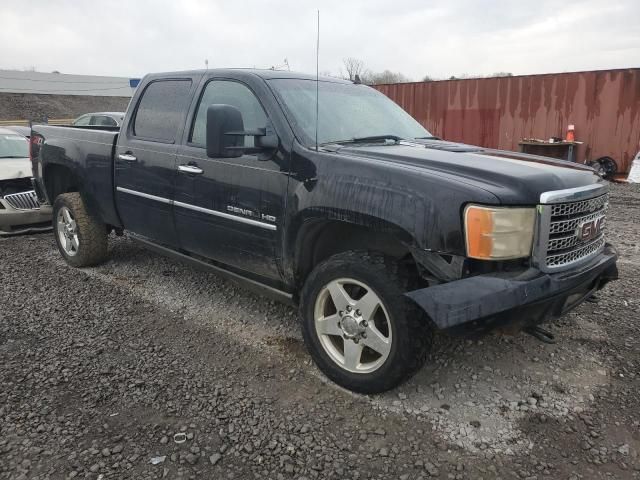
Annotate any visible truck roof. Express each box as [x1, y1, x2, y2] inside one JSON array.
[[143, 68, 353, 84]]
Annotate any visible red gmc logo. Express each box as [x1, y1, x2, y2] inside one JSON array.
[[577, 216, 605, 242]]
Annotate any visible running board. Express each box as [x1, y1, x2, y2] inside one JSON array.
[[129, 235, 296, 306]]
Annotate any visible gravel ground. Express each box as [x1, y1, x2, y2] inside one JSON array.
[[1, 183, 639, 480]]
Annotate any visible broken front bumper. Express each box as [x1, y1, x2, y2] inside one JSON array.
[[0, 199, 52, 235], [406, 244, 618, 332]]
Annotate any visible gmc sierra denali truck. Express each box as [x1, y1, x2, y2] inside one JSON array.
[[31, 69, 618, 393]]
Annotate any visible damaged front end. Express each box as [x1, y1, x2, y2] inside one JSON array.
[[407, 244, 618, 336], [0, 177, 52, 235], [406, 184, 619, 338]]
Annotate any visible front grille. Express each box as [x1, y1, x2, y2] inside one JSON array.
[[548, 209, 606, 235], [3, 190, 40, 210], [546, 236, 606, 268], [538, 192, 608, 270], [549, 194, 608, 217]]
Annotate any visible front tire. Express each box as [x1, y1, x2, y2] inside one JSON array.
[[300, 251, 432, 394], [53, 192, 108, 267]]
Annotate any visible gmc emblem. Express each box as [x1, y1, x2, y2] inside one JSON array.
[[577, 216, 605, 242]]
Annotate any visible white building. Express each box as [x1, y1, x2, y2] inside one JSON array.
[[0, 70, 139, 97]]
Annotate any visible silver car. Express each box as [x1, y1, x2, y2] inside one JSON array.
[[0, 128, 52, 235], [72, 112, 124, 127]]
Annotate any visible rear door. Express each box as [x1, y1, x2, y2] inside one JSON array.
[[114, 77, 195, 246]]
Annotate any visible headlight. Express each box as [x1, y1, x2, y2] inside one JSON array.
[[464, 205, 535, 260]]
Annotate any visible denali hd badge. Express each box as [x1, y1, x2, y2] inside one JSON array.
[[577, 216, 605, 242], [227, 205, 276, 223]]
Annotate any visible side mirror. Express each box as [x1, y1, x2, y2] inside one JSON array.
[[206, 104, 279, 159], [206, 104, 244, 158]]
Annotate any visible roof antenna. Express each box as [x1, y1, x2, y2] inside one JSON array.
[[315, 9, 320, 152]]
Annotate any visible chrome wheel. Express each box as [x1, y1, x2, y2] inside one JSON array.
[[56, 206, 79, 256], [314, 278, 392, 374]]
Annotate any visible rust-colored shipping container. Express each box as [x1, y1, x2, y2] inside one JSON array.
[[375, 68, 640, 174]]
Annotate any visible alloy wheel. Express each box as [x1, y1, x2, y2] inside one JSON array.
[[314, 278, 392, 374], [56, 206, 79, 256]]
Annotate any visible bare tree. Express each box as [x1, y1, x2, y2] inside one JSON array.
[[340, 59, 413, 85], [342, 57, 367, 81], [366, 70, 411, 85], [446, 72, 514, 80]]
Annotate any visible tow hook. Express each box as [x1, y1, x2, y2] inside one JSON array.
[[524, 325, 556, 344], [586, 294, 599, 303]]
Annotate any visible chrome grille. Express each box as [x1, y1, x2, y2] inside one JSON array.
[[548, 209, 607, 235], [536, 190, 608, 271], [3, 190, 40, 210], [546, 237, 606, 268], [550, 194, 608, 217]]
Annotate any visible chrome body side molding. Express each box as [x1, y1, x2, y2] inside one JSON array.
[[116, 187, 276, 230]]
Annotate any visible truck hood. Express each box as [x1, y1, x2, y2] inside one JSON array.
[[339, 140, 604, 204], [0, 157, 32, 180]]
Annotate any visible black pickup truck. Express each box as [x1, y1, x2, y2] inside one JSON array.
[[31, 69, 618, 393]]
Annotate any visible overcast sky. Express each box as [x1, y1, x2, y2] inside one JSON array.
[[2, 0, 639, 80]]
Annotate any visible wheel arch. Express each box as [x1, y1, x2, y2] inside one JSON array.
[[43, 162, 104, 224], [43, 163, 81, 202], [288, 210, 418, 288]]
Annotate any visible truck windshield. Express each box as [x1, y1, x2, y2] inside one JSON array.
[[269, 79, 432, 147], [0, 134, 29, 158]]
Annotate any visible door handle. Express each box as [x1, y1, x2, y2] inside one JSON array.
[[118, 153, 137, 162], [178, 165, 204, 175]]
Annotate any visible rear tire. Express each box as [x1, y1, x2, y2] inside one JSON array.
[[53, 192, 108, 267], [300, 251, 432, 394]]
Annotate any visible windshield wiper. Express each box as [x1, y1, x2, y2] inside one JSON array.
[[414, 136, 440, 140], [352, 135, 404, 143], [0, 155, 24, 158], [321, 135, 404, 146]]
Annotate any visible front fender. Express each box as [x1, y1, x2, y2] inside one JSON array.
[[287, 145, 499, 254]]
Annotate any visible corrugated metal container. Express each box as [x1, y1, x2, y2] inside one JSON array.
[[375, 68, 640, 174]]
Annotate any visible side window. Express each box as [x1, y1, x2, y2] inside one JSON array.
[[190, 80, 267, 147], [74, 115, 91, 126], [133, 80, 192, 142], [94, 116, 117, 127]]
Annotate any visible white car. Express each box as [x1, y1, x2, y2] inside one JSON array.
[[0, 128, 52, 235]]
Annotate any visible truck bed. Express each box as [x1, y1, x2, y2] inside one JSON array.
[[31, 125, 121, 227]]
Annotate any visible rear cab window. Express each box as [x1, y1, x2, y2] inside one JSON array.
[[132, 79, 193, 143]]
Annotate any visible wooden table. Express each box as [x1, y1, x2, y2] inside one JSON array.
[[518, 141, 581, 163]]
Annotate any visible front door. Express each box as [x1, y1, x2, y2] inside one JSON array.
[[115, 78, 194, 247], [174, 79, 288, 281]]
